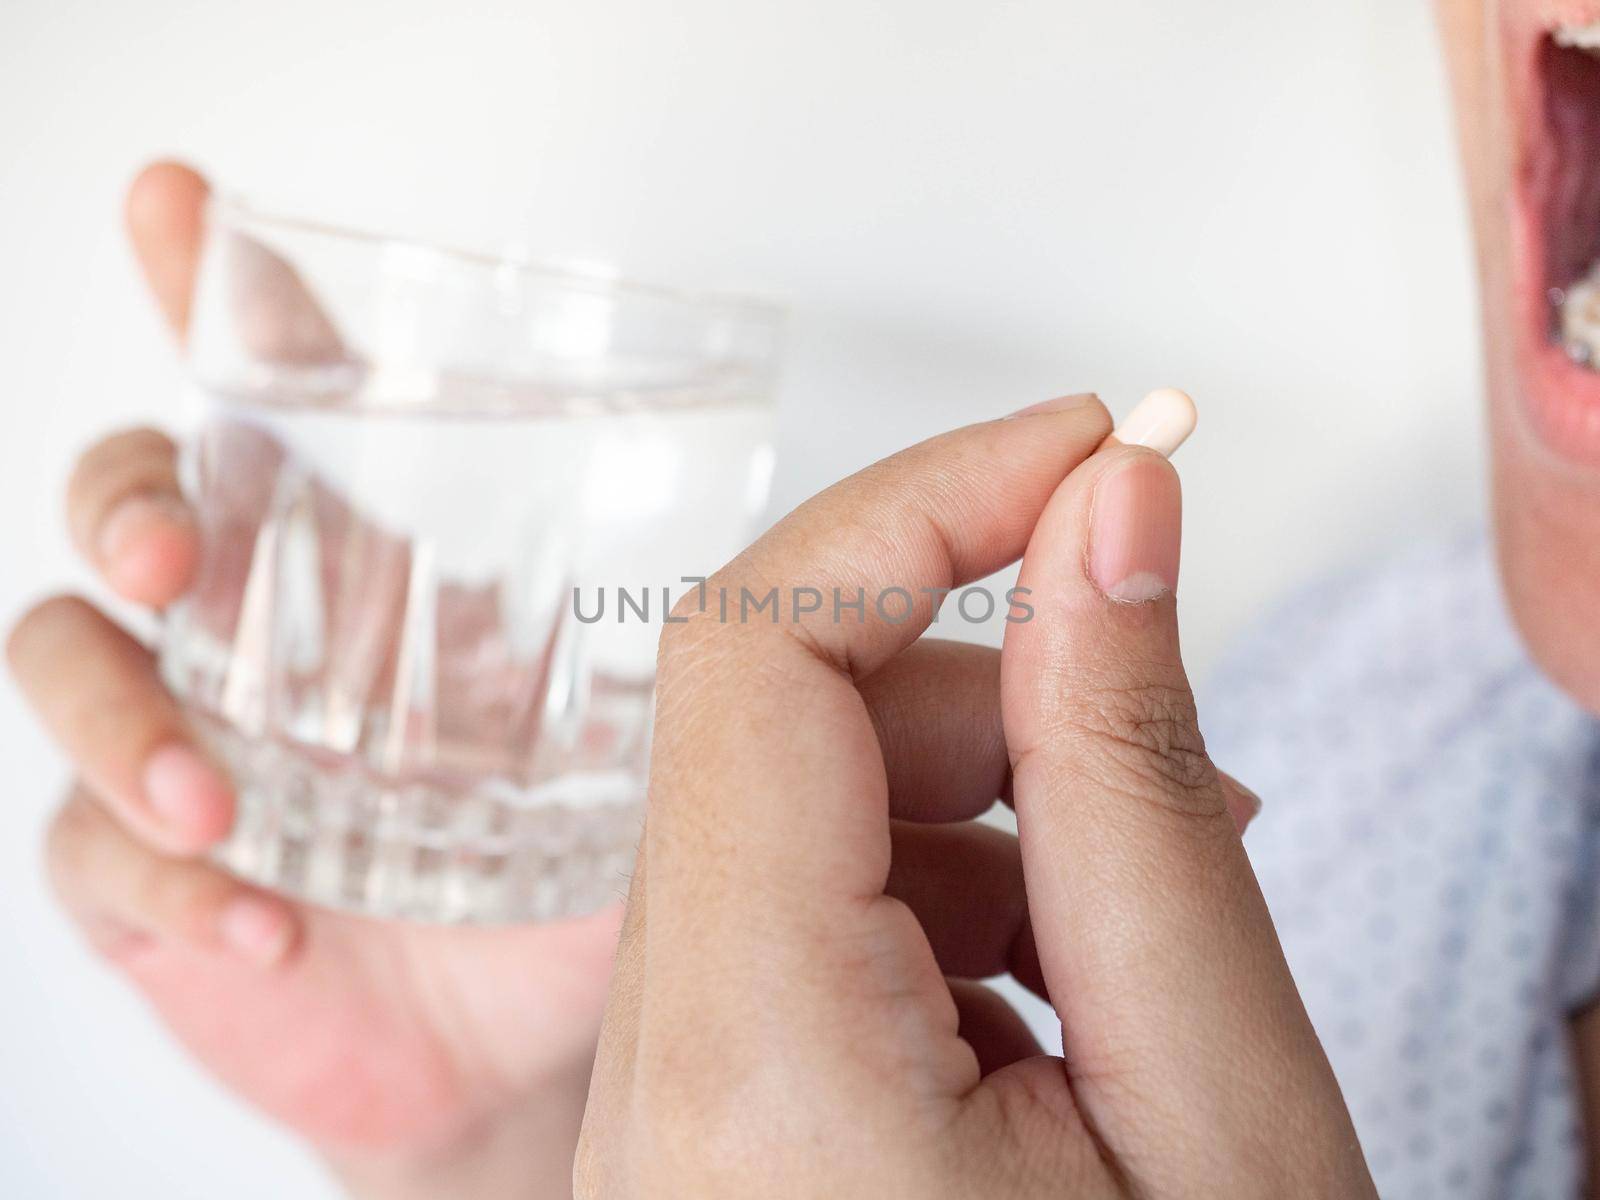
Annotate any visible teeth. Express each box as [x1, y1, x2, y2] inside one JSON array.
[[1556, 23, 1600, 50], [1560, 262, 1600, 366]]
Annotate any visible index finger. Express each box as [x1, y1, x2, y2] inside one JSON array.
[[645, 395, 1112, 955]]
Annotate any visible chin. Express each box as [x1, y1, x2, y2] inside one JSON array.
[[1482, 6, 1600, 713], [1493, 400, 1600, 714]]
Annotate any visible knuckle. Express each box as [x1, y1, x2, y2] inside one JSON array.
[[1064, 676, 1220, 815], [657, 592, 724, 664], [71, 427, 173, 486], [655, 579, 787, 702], [45, 791, 226, 944], [654, 608, 744, 715], [7, 594, 95, 675], [656, 568, 757, 665], [66, 428, 179, 540], [663, 580, 714, 629], [128, 854, 227, 941]]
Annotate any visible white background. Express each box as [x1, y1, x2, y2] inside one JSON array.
[[0, 1, 1483, 1196]]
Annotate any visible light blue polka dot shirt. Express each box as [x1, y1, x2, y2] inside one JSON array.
[[1201, 533, 1600, 1199]]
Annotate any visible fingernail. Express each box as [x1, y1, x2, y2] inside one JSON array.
[[1088, 456, 1183, 603], [142, 743, 233, 847], [1111, 388, 1197, 457], [98, 494, 193, 564], [219, 896, 293, 968], [1005, 392, 1099, 419]]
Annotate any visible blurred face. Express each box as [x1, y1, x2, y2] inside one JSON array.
[[1439, 1, 1600, 709]]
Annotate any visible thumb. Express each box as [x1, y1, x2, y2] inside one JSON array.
[[126, 161, 209, 342], [999, 425, 1366, 1187], [125, 161, 344, 365]]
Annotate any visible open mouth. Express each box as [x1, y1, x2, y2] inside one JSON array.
[[1513, 18, 1600, 461], [1538, 29, 1600, 365]]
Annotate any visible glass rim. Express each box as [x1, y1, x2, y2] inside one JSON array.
[[209, 190, 785, 326]]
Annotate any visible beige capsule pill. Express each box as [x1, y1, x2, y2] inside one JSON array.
[[1111, 388, 1198, 459]]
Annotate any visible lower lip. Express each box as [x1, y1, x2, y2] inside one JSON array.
[[1510, 11, 1600, 464]]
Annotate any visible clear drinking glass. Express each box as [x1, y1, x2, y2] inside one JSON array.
[[161, 196, 779, 924]]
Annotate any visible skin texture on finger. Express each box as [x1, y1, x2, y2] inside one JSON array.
[[860, 637, 1263, 832], [997, 445, 1371, 1193], [7, 595, 232, 853], [66, 426, 199, 606]]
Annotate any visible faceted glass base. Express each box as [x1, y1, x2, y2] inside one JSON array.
[[192, 712, 642, 924]]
